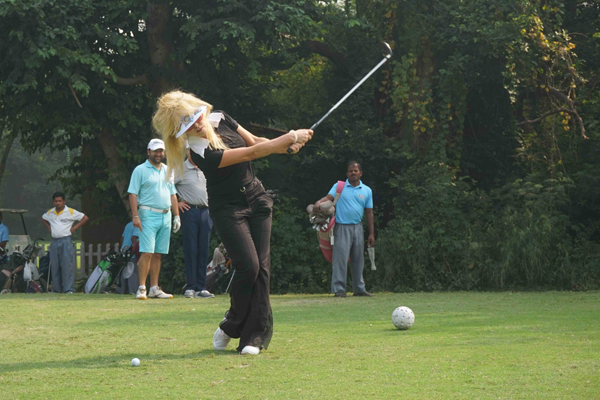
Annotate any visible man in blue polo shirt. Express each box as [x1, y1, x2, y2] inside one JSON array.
[[128, 138, 180, 300], [313, 161, 375, 297]]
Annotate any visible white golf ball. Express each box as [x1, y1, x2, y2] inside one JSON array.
[[392, 306, 415, 330], [131, 358, 140, 367]]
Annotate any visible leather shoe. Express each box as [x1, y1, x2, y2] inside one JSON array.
[[353, 292, 373, 297], [334, 291, 348, 298]]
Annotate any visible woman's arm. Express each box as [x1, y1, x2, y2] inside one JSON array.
[[236, 125, 269, 146], [218, 129, 313, 168]]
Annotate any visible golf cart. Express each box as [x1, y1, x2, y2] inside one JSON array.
[[0, 208, 33, 254]]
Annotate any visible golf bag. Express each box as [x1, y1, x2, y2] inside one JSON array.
[[0, 241, 44, 294], [115, 256, 139, 295], [0, 252, 8, 291], [307, 181, 345, 262], [38, 253, 51, 292], [0, 260, 25, 294], [205, 244, 232, 294], [84, 247, 132, 294]]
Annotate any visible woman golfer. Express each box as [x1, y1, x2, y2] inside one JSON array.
[[152, 90, 313, 355]]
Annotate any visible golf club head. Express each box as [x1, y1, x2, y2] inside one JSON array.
[[382, 42, 393, 58]]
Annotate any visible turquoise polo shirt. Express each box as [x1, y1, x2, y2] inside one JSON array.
[[329, 179, 373, 225], [127, 160, 177, 209]]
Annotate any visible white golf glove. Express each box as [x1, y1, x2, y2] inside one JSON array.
[[172, 216, 181, 233]]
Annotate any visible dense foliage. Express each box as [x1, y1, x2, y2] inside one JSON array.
[[2, 0, 600, 292]]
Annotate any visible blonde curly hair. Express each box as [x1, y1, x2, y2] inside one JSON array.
[[152, 90, 228, 180]]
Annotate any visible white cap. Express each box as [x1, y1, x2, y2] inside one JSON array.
[[175, 106, 208, 138], [147, 138, 165, 151]]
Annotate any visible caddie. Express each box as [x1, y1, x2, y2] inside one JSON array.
[[41, 192, 89, 293], [128, 138, 180, 300], [313, 161, 375, 297]]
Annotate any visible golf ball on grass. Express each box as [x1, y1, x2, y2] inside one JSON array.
[[392, 306, 415, 330], [131, 358, 140, 367]]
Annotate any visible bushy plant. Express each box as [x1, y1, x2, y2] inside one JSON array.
[[373, 161, 487, 292], [270, 195, 331, 293], [375, 173, 600, 291], [479, 177, 600, 290]]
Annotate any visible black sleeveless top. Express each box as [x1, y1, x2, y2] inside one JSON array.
[[189, 111, 255, 206]]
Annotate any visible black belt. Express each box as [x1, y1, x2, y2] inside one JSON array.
[[188, 204, 208, 209]]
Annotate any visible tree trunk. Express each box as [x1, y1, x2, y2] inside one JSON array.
[[0, 132, 16, 189], [91, 2, 184, 218], [96, 128, 132, 216], [147, 1, 185, 97]]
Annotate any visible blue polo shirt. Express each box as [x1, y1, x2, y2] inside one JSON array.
[[127, 160, 177, 209], [329, 180, 373, 225], [0, 222, 8, 243], [120, 221, 140, 250]]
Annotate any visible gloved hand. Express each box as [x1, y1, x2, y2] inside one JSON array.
[[172, 216, 181, 233]]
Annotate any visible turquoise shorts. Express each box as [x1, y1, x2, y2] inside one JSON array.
[[139, 208, 171, 254]]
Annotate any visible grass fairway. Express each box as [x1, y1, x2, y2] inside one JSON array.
[[1, 291, 599, 399]]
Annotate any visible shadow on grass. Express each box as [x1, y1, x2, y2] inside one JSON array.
[[0, 349, 237, 373]]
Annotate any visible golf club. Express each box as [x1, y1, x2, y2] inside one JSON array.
[[288, 42, 393, 153]]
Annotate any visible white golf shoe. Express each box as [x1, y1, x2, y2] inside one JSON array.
[[240, 346, 260, 355], [213, 327, 231, 350], [148, 287, 173, 299], [135, 286, 147, 300]]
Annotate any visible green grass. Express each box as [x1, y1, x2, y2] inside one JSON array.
[[1, 291, 599, 399]]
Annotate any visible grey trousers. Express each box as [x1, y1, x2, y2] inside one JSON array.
[[331, 223, 366, 294], [49, 236, 75, 293]]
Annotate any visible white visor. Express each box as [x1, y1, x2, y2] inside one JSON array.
[[175, 106, 208, 138]]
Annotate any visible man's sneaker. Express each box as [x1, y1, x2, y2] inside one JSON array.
[[353, 292, 373, 297], [240, 346, 260, 355], [136, 287, 147, 300], [195, 290, 215, 299], [184, 289, 195, 298], [213, 327, 231, 350], [148, 287, 173, 299], [334, 291, 348, 298]]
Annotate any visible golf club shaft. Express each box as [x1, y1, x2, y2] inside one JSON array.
[[310, 54, 392, 131], [288, 43, 393, 153]]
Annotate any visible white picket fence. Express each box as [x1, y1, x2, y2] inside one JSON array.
[[76, 242, 121, 277], [37, 242, 121, 278]]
